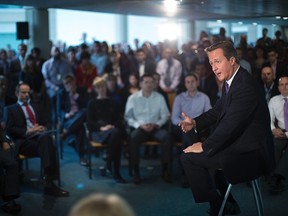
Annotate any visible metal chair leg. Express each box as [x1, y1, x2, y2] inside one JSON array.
[[251, 179, 264, 216], [88, 141, 92, 179], [218, 183, 232, 216]]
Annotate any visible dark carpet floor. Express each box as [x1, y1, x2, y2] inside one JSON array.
[[1, 142, 288, 216]]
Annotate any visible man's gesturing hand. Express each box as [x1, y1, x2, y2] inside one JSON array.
[[178, 112, 195, 133]]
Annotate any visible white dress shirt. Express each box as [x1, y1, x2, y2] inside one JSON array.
[[269, 94, 288, 137], [124, 90, 170, 129]]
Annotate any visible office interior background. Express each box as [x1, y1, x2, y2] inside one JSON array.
[[0, 3, 287, 57]]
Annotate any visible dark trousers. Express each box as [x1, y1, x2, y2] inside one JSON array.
[[18, 134, 58, 180], [0, 147, 20, 201], [172, 124, 198, 175], [180, 152, 228, 203], [64, 110, 87, 158], [274, 138, 288, 178], [92, 128, 123, 174], [129, 127, 172, 174]]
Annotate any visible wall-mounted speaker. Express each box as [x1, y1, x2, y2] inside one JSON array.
[[16, 22, 29, 40]]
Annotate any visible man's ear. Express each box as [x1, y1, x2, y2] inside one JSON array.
[[230, 56, 236, 65]]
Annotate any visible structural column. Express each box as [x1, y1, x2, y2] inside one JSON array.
[[25, 7, 50, 59], [115, 14, 128, 44]]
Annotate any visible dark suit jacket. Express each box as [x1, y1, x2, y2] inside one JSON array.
[[4, 102, 49, 142], [130, 59, 156, 78], [195, 67, 275, 184], [259, 81, 280, 101], [57, 86, 89, 124], [58, 87, 88, 113], [262, 61, 288, 85]]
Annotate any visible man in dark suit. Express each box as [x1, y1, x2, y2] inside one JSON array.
[[7, 44, 27, 100], [4, 82, 69, 197], [58, 74, 89, 166], [179, 41, 275, 216], [131, 49, 156, 78], [262, 47, 288, 87]]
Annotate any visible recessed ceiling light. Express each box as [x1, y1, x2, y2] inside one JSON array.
[[216, 20, 222, 23], [238, 21, 243, 25], [283, 17, 288, 20], [252, 22, 257, 26], [275, 16, 281, 19]]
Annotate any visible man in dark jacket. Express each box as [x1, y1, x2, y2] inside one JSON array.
[[179, 41, 275, 216]]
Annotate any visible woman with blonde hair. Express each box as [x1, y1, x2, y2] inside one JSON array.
[[68, 193, 135, 216], [86, 77, 126, 183]]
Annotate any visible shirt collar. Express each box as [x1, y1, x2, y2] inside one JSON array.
[[226, 65, 240, 87], [17, 100, 31, 106]]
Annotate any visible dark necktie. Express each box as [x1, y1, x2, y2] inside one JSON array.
[[24, 103, 37, 125], [284, 98, 288, 131], [225, 82, 229, 94], [164, 59, 173, 87]]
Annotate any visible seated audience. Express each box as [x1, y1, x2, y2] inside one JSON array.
[[4, 83, 69, 197], [87, 77, 126, 184], [124, 74, 172, 184]]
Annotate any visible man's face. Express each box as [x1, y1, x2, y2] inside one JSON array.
[[207, 48, 234, 82], [140, 77, 154, 93], [63, 77, 76, 92], [136, 51, 146, 63], [17, 84, 30, 103], [185, 75, 198, 92], [0, 50, 7, 61], [267, 51, 278, 64], [129, 75, 138, 87], [18, 45, 27, 57], [278, 77, 288, 96], [261, 67, 274, 84], [51, 47, 61, 60], [163, 48, 172, 60]]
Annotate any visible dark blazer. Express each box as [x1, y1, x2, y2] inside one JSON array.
[[195, 67, 275, 184], [259, 81, 280, 102], [4, 102, 49, 141], [130, 59, 156, 78], [262, 61, 288, 85], [57, 86, 89, 121]]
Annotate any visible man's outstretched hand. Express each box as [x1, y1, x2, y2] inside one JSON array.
[[178, 112, 195, 133]]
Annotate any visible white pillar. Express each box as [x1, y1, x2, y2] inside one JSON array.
[[115, 14, 128, 44]]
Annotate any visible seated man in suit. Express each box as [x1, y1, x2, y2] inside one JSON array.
[[0, 125, 21, 214], [268, 75, 288, 193], [124, 74, 172, 184], [179, 41, 275, 216], [4, 82, 69, 197], [58, 74, 89, 166]]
